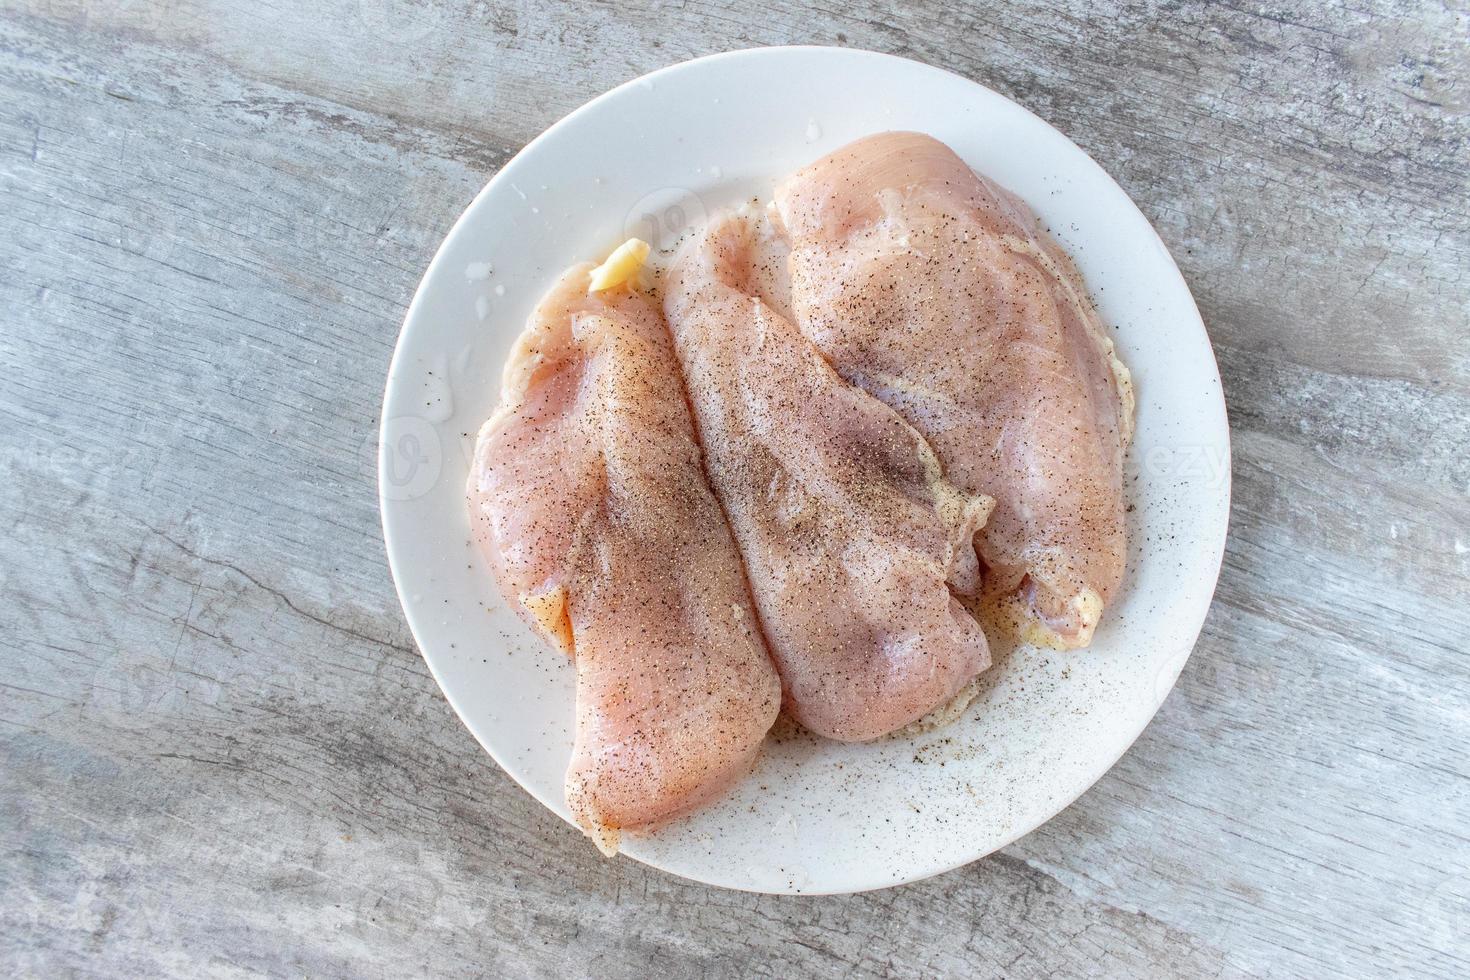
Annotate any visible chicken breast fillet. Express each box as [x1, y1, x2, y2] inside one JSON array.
[[663, 209, 995, 742], [774, 132, 1135, 649], [467, 265, 781, 852]]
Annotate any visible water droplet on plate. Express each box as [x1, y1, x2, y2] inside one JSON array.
[[494, 283, 506, 297], [805, 119, 822, 142], [453, 346, 473, 375]]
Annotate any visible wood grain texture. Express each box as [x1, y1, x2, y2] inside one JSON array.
[[1, 1, 1466, 977]]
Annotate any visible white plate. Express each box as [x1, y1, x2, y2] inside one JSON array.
[[379, 47, 1230, 895]]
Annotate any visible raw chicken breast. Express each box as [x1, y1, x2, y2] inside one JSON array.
[[663, 209, 995, 742], [467, 265, 781, 852], [774, 132, 1135, 649]]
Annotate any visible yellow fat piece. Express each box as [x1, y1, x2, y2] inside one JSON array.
[[521, 585, 573, 653], [587, 238, 651, 292]]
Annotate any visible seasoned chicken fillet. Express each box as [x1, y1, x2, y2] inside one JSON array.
[[775, 132, 1135, 649], [467, 265, 781, 852], [663, 209, 995, 742]]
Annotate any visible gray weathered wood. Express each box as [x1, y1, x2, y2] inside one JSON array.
[[1, 1, 1466, 977]]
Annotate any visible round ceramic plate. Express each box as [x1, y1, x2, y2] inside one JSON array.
[[379, 46, 1229, 895]]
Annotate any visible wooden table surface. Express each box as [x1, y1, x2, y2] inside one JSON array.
[[2, 1, 1466, 977]]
